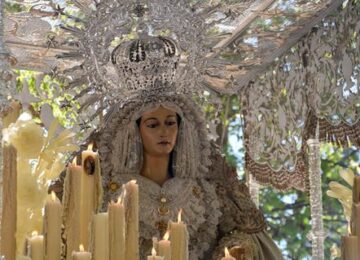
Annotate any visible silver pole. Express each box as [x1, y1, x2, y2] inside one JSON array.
[[306, 123, 326, 260]]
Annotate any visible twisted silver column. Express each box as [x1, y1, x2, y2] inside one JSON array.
[[306, 125, 325, 260]]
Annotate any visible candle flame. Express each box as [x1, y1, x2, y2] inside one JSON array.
[[32, 231, 38, 237], [121, 186, 127, 199], [117, 196, 123, 204], [51, 191, 56, 202], [225, 247, 230, 256], [130, 179, 137, 184], [163, 230, 170, 241], [72, 157, 77, 165], [79, 244, 85, 252], [151, 247, 157, 256], [177, 208, 183, 223], [87, 143, 93, 151]]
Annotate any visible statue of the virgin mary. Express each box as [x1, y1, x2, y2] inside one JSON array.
[[53, 36, 283, 260]]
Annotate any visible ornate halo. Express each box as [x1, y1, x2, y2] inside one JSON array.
[[58, 0, 211, 105]]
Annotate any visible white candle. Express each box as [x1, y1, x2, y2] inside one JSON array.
[[92, 213, 109, 260], [158, 231, 171, 260], [109, 195, 125, 260], [170, 209, 188, 260], [147, 248, 164, 260], [221, 247, 235, 260], [342, 235, 358, 260], [63, 158, 83, 260], [29, 231, 44, 260], [72, 245, 91, 260], [44, 191, 62, 260], [125, 180, 139, 260], [81, 143, 100, 249]]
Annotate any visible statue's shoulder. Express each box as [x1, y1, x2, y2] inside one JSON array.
[[206, 143, 267, 234]]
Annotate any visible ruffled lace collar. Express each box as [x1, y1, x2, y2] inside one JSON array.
[[104, 173, 221, 259]]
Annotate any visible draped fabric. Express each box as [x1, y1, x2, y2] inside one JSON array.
[[243, 1, 360, 190]]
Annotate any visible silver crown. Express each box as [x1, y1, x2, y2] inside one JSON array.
[[111, 36, 180, 92]]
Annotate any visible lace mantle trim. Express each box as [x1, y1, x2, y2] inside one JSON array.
[[103, 174, 221, 259], [246, 111, 360, 191]]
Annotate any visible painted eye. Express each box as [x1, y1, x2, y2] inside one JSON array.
[[147, 123, 158, 128]]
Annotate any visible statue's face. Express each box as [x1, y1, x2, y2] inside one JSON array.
[[139, 106, 179, 157]]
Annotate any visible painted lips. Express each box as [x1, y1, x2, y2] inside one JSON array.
[[158, 141, 171, 145]]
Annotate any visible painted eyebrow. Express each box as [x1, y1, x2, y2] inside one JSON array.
[[143, 115, 176, 123], [143, 117, 158, 123]]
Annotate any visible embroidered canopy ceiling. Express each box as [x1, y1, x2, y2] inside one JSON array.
[[0, 0, 359, 190]]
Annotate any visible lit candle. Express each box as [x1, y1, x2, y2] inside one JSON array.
[[109, 194, 125, 260], [158, 231, 171, 260], [125, 180, 139, 260], [72, 245, 91, 260], [170, 209, 189, 260], [63, 158, 83, 260], [81, 143, 103, 249], [44, 191, 62, 260], [341, 235, 358, 260], [92, 213, 109, 260], [147, 248, 164, 260], [29, 231, 44, 260], [221, 247, 235, 260]]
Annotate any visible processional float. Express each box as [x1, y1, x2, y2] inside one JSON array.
[[0, 0, 360, 259]]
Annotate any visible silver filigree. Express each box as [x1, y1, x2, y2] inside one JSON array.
[[306, 123, 325, 260], [244, 1, 360, 178]]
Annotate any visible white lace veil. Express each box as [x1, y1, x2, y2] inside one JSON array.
[[96, 93, 212, 190]]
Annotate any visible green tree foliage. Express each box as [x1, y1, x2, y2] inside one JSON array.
[[15, 70, 79, 128]]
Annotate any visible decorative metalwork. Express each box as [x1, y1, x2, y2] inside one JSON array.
[[55, 0, 212, 103], [244, 0, 360, 189], [306, 134, 325, 260]]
